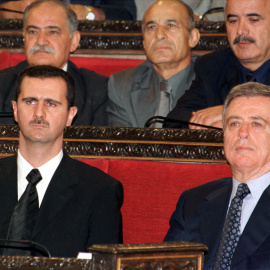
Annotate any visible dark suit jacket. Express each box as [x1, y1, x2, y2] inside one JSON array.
[[0, 60, 108, 126], [68, 0, 136, 20], [164, 177, 270, 269], [0, 153, 123, 258], [0, 0, 136, 20], [164, 48, 270, 128]]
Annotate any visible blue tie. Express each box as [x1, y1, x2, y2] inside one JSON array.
[[214, 183, 250, 269]]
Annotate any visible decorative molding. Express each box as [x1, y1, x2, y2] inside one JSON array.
[[90, 242, 207, 270], [0, 125, 226, 163], [0, 257, 91, 270], [0, 19, 228, 54]]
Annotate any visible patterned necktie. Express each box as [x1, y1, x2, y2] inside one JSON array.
[[214, 183, 250, 269], [4, 169, 42, 256], [245, 72, 256, 82], [153, 80, 171, 128]]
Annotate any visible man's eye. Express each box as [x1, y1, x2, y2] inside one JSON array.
[[26, 100, 36, 105], [49, 30, 60, 35], [252, 122, 261, 127], [28, 30, 38, 35], [228, 18, 237, 24], [167, 23, 175, 28], [249, 17, 259, 23], [47, 102, 56, 107], [147, 25, 156, 30]]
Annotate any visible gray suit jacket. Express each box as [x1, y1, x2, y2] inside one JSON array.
[[107, 60, 195, 127]]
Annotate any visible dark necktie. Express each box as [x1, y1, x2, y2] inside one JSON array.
[[214, 183, 250, 270], [245, 72, 256, 82], [153, 80, 171, 128], [4, 169, 42, 256]]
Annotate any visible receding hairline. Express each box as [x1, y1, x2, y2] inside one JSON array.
[[143, 0, 190, 24]]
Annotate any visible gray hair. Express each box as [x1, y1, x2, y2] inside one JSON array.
[[223, 82, 270, 122], [142, 0, 195, 33], [23, 0, 78, 37]]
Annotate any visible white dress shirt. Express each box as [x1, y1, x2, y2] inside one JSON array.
[[17, 149, 63, 207], [231, 171, 270, 233]]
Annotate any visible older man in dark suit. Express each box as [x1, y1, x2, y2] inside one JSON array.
[[0, 0, 108, 126], [0, 65, 123, 257], [165, 82, 270, 269]]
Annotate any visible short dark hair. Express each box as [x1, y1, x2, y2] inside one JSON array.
[[16, 65, 75, 109], [23, 0, 78, 37], [223, 82, 270, 121]]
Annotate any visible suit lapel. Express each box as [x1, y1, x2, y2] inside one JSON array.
[[198, 180, 232, 268], [33, 153, 77, 237], [130, 67, 160, 127], [232, 184, 270, 267]]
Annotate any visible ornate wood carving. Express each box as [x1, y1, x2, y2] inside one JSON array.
[[0, 125, 226, 163], [0, 256, 91, 269], [0, 20, 228, 54], [90, 242, 207, 270], [0, 242, 207, 270]]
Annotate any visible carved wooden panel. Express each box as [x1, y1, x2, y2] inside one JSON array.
[[0, 125, 226, 163], [0, 20, 228, 54]]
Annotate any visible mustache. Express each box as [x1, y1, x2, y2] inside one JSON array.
[[233, 35, 255, 45], [29, 45, 55, 54], [30, 118, 49, 127]]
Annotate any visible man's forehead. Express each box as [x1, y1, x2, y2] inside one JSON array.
[[144, 1, 187, 22]]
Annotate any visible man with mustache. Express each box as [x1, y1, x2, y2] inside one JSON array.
[[165, 0, 270, 130], [0, 0, 108, 126], [165, 82, 270, 269], [107, 0, 200, 127], [0, 65, 123, 257]]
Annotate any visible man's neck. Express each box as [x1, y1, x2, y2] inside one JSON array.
[[19, 141, 63, 168], [153, 57, 191, 80]]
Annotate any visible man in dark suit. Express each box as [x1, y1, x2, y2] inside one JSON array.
[[0, 0, 108, 126], [107, 0, 200, 127], [165, 82, 270, 269], [165, 0, 270, 129], [0, 65, 123, 258]]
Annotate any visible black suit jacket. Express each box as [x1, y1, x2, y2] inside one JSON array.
[[0, 60, 108, 126], [67, 0, 136, 20], [164, 48, 270, 128], [164, 178, 270, 269], [0, 153, 123, 257]]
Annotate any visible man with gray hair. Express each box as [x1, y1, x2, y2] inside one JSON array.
[[165, 81, 270, 269], [0, 0, 108, 126], [107, 0, 200, 127]]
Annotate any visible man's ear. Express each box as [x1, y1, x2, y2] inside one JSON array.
[[70, 31, 81, 53], [12, 101, 18, 123], [188, 28, 200, 48], [66, 106, 78, 126]]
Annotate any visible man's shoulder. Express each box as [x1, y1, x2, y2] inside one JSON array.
[[110, 60, 153, 82], [196, 48, 237, 67], [67, 60, 108, 81], [0, 61, 28, 76], [64, 154, 122, 188], [184, 177, 231, 199]]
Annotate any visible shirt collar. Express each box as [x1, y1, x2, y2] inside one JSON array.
[[232, 171, 270, 204], [239, 58, 270, 84]]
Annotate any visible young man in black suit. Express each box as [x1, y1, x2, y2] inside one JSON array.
[[0, 65, 123, 258]]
